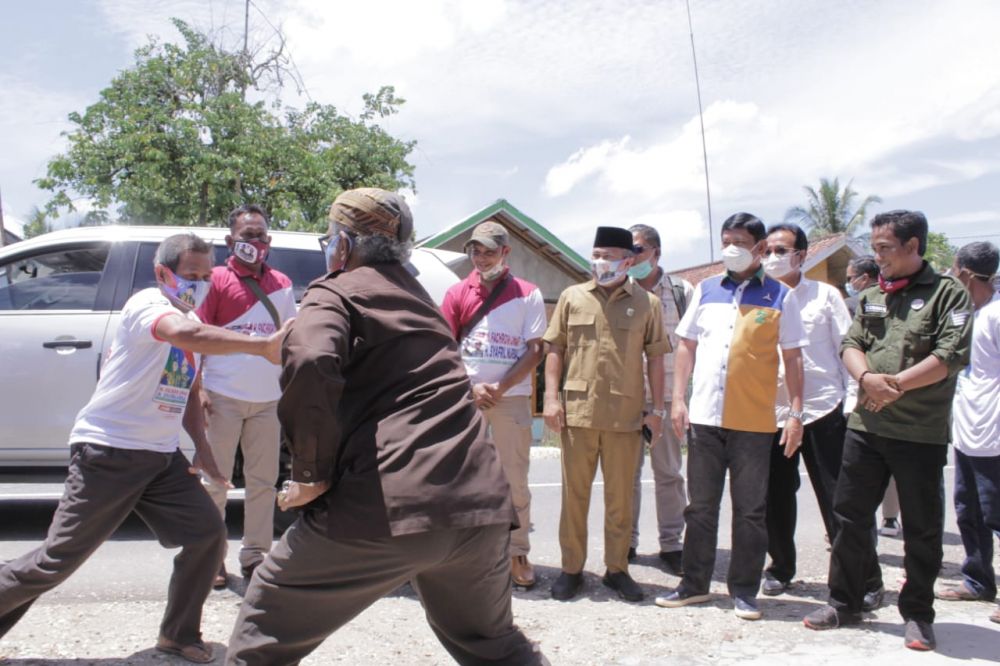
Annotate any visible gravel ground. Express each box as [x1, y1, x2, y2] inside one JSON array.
[[2, 447, 999, 665]]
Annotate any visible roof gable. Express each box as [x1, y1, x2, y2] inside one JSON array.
[[417, 199, 590, 279]]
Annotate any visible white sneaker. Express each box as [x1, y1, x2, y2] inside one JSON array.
[[880, 518, 900, 537]]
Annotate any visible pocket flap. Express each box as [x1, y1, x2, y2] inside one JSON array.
[[563, 378, 588, 392], [568, 312, 596, 326]]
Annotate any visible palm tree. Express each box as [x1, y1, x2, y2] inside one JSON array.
[[785, 177, 881, 239]]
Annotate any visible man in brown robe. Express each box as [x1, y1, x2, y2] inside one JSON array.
[[225, 188, 546, 666]]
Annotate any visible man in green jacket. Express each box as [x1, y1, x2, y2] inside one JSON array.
[[803, 210, 973, 652]]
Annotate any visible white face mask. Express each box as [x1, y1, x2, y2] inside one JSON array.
[[762, 253, 796, 279], [591, 258, 628, 286], [478, 262, 506, 282], [721, 244, 755, 273]]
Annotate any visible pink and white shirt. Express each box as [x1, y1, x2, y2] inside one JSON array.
[[197, 257, 296, 403], [441, 269, 547, 398]]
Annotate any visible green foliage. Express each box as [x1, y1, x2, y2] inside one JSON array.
[[924, 231, 957, 272], [21, 206, 51, 238], [785, 177, 881, 239], [35, 19, 415, 231]]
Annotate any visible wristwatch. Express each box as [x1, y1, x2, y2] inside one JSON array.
[[651, 408, 668, 418], [788, 409, 804, 421]]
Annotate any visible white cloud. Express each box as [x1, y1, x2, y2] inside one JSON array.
[[935, 211, 1000, 227]]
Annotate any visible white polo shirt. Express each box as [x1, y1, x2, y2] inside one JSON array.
[[676, 269, 807, 434], [952, 291, 1000, 457], [775, 278, 853, 426]]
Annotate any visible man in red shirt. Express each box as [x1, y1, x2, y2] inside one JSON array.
[[440, 222, 547, 588], [197, 205, 297, 587]]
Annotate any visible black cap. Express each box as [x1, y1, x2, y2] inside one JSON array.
[[594, 226, 634, 251]]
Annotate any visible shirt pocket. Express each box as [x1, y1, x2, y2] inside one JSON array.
[[860, 311, 888, 338], [567, 312, 597, 347], [904, 318, 936, 359], [562, 377, 590, 411]]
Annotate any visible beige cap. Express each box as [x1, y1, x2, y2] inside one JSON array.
[[464, 221, 509, 250]]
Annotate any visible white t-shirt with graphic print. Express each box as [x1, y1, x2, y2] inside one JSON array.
[[461, 287, 547, 397], [69, 288, 201, 453]]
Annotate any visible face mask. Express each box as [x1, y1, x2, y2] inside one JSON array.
[[325, 232, 353, 272], [161, 269, 210, 310], [722, 244, 754, 273], [762, 253, 795, 279], [627, 257, 655, 280], [232, 239, 269, 265], [844, 282, 859, 298], [478, 262, 506, 282], [591, 258, 628, 286]]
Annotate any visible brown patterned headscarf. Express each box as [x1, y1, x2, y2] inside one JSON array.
[[328, 188, 413, 241]]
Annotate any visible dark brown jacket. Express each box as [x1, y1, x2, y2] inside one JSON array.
[[278, 262, 515, 539]]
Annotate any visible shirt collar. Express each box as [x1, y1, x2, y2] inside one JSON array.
[[587, 278, 634, 298], [226, 255, 270, 280], [722, 264, 765, 287]]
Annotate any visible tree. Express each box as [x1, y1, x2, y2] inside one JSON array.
[[924, 231, 956, 272], [21, 206, 51, 239], [35, 19, 415, 231], [785, 177, 881, 239]]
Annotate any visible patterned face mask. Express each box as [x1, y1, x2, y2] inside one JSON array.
[[161, 269, 211, 310]]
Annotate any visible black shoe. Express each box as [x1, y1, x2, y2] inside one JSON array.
[[904, 619, 936, 651], [803, 605, 862, 630], [602, 570, 644, 602], [761, 571, 791, 596], [551, 572, 584, 601], [241, 561, 261, 580], [658, 550, 683, 575], [862, 585, 885, 612], [627, 547, 637, 562]]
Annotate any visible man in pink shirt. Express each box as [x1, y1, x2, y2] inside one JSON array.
[[441, 222, 547, 588], [197, 205, 297, 587]]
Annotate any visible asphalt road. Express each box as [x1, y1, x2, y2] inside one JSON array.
[[1, 449, 998, 665]]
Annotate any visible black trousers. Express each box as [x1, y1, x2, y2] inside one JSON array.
[[0, 443, 226, 644], [765, 406, 846, 582], [828, 429, 947, 623], [226, 513, 544, 666]]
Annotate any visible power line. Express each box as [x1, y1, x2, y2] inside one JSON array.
[[685, 0, 713, 262]]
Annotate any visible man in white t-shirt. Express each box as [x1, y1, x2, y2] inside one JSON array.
[[198, 204, 297, 586], [440, 221, 547, 588], [935, 241, 1000, 626], [0, 234, 287, 664]]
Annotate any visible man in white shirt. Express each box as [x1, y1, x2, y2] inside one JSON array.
[[440, 222, 547, 588], [758, 224, 855, 596], [198, 204, 298, 586], [0, 234, 286, 664], [935, 241, 1000, 626]]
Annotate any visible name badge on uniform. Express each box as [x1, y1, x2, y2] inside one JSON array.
[[626, 307, 635, 317], [911, 298, 925, 311], [863, 302, 887, 315]]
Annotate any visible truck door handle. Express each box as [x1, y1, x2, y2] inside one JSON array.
[[43, 340, 93, 350]]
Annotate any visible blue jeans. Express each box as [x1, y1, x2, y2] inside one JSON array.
[[680, 425, 772, 598], [954, 449, 1000, 601]]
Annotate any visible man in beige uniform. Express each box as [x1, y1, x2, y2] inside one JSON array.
[[543, 226, 669, 603]]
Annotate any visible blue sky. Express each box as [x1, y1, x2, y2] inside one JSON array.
[[2, 0, 999, 269]]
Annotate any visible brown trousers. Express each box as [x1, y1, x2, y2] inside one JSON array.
[[559, 426, 643, 574], [0, 443, 226, 644], [226, 514, 544, 666]]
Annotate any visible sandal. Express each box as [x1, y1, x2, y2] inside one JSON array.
[[935, 584, 982, 601], [213, 564, 227, 590], [155, 637, 214, 664]]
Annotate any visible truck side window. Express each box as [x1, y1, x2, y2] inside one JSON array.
[[0, 245, 110, 311]]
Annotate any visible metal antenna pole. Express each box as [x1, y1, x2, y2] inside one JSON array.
[[685, 0, 714, 261]]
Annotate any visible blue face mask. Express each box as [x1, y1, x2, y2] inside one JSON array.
[[844, 282, 859, 297], [325, 232, 354, 271], [627, 257, 655, 280]]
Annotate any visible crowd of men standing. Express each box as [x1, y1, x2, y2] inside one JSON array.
[[0, 192, 997, 663]]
